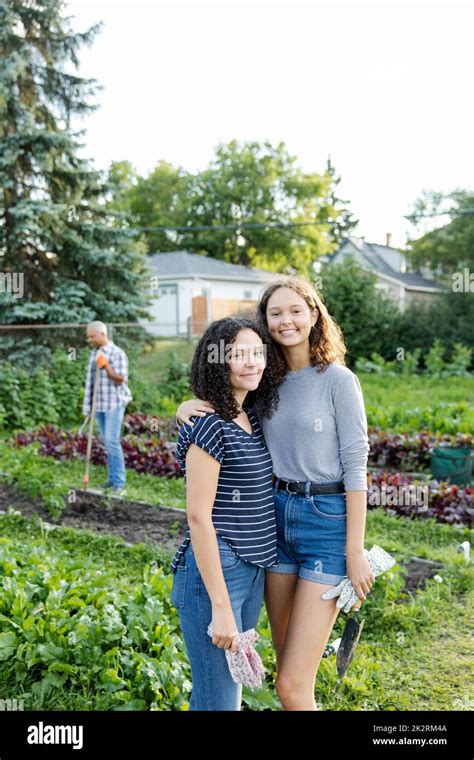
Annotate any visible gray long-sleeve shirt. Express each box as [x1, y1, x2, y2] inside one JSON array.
[[255, 362, 370, 491]]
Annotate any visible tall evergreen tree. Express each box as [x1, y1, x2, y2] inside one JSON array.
[[0, 0, 149, 336]]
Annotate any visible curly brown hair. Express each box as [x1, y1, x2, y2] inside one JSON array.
[[255, 274, 347, 384], [189, 317, 280, 421]]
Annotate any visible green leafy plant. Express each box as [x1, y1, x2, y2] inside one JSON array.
[[425, 338, 446, 378]]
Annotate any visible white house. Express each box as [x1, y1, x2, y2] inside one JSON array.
[[143, 251, 278, 337], [318, 234, 443, 311]]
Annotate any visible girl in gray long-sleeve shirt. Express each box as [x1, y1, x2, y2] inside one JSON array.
[[177, 273, 375, 711]]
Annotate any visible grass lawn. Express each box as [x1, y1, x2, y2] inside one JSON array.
[[136, 338, 197, 386]]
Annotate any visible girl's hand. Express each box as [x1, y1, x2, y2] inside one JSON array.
[[176, 398, 216, 426], [346, 549, 376, 611], [211, 607, 239, 652]]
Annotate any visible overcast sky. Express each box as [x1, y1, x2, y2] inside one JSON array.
[[67, 0, 473, 248]]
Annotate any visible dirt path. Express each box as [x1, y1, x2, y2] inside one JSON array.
[[0, 483, 188, 554]]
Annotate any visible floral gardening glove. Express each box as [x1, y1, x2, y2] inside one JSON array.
[[320, 545, 396, 613], [207, 624, 265, 689]]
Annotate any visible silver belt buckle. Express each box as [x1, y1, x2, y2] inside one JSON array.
[[285, 481, 295, 494]]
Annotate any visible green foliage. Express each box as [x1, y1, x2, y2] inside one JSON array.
[[108, 146, 357, 275], [0, 344, 189, 432], [424, 338, 446, 377], [128, 350, 190, 418], [399, 348, 422, 376], [0, 0, 150, 331], [161, 352, 190, 398], [397, 289, 474, 365], [355, 341, 472, 379], [0, 515, 190, 710], [355, 353, 398, 376], [318, 257, 473, 371], [360, 373, 474, 434], [0, 511, 471, 711], [365, 401, 474, 435], [446, 342, 472, 376], [0, 443, 66, 518], [405, 189, 474, 277], [319, 260, 403, 366], [0, 350, 88, 431]]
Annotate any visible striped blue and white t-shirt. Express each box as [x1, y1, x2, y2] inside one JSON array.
[[170, 410, 278, 574]]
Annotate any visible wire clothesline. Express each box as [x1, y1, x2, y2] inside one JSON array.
[[109, 207, 474, 235]]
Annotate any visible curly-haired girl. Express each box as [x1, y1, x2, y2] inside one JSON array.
[[170, 316, 280, 710], [177, 275, 375, 711]]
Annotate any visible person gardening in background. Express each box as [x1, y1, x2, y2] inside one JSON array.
[[82, 320, 132, 496]]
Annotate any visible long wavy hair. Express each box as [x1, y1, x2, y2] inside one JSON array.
[[189, 317, 280, 421], [255, 274, 347, 385]]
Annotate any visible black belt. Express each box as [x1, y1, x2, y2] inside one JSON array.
[[272, 476, 345, 495]]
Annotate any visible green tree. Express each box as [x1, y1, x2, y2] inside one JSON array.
[[319, 259, 402, 366], [404, 189, 474, 278], [106, 159, 193, 254], [0, 0, 150, 333], [114, 141, 357, 276], [398, 290, 474, 368]]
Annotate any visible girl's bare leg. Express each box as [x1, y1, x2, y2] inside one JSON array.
[[264, 571, 299, 670], [274, 578, 342, 710]]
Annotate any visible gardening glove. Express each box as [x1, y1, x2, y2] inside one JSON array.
[[207, 624, 265, 689], [95, 351, 109, 369], [320, 545, 396, 613]]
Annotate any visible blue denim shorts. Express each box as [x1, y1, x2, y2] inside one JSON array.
[[265, 480, 347, 585]]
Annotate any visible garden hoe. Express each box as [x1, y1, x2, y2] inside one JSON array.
[[83, 362, 100, 493]]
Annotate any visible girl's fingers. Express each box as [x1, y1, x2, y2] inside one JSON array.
[[181, 406, 215, 425], [213, 635, 236, 650]]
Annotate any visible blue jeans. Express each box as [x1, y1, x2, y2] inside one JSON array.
[[265, 479, 347, 585], [171, 534, 265, 711], [95, 405, 126, 487]]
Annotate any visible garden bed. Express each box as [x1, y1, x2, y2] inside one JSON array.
[[0, 482, 453, 596], [0, 483, 187, 553]]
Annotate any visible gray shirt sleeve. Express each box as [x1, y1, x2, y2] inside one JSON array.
[[332, 370, 370, 491]]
